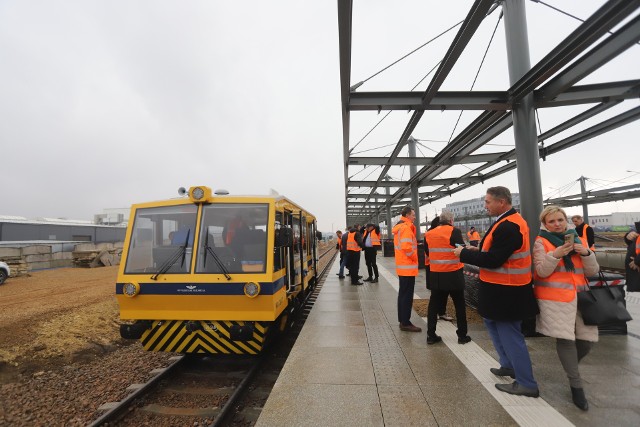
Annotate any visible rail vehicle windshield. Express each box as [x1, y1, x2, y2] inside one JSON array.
[[124, 204, 198, 274], [196, 203, 269, 274]]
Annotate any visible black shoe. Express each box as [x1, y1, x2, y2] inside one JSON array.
[[426, 335, 442, 344], [457, 336, 471, 344], [371, 278, 378, 283], [363, 277, 373, 282], [352, 281, 364, 285], [358, 275, 363, 279], [490, 367, 516, 379], [570, 387, 589, 411], [399, 323, 422, 332], [346, 273, 350, 276], [495, 382, 539, 398], [338, 275, 345, 279]]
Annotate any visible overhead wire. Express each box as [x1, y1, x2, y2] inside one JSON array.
[[355, 20, 464, 88], [447, 11, 503, 146]]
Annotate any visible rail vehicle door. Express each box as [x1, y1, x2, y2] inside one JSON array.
[[300, 213, 307, 288]]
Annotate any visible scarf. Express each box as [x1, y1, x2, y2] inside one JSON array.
[[539, 228, 580, 272]]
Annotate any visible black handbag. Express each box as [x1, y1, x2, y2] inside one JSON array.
[[578, 272, 632, 326]]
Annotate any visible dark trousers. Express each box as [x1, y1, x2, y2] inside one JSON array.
[[364, 247, 379, 279], [427, 289, 467, 338], [484, 318, 538, 389], [348, 251, 361, 284], [398, 275, 416, 325], [469, 240, 479, 247]]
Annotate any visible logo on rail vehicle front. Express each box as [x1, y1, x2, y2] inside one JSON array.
[[177, 285, 206, 293]]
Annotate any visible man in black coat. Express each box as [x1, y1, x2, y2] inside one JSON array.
[[424, 211, 471, 345], [623, 224, 640, 292], [453, 186, 539, 398]]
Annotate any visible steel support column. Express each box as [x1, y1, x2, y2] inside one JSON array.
[[408, 137, 421, 240], [579, 176, 589, 222], [503, 0, 542, 243]]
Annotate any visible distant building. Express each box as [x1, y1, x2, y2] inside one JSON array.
[[445, 193, 521, 232], [94, 208, 130, 226], [0, 215, 125, 243], [587, 212, 640, 232]]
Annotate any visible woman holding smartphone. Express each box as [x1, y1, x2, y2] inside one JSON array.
[[533, 206, 599, 411]]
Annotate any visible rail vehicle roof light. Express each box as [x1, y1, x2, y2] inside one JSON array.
[[214, 189, 229, 195], [244, 281, 261, 298], [123, 282, 140, 297], [187, 186, 212, 203]]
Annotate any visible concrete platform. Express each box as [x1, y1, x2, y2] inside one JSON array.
[[256, 255, 640, 426]]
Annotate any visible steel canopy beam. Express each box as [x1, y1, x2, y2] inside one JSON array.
[[508, 0, 640, 101], [539, 14, 640, 101]]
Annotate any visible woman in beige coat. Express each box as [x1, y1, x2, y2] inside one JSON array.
[[533, 206, 599, 411]]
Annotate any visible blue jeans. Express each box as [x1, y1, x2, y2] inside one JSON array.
[[484, 318, 538, 389], [338, 253, 348, 276]]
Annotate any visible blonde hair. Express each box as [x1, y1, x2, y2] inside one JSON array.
[[539, 205, 567, 224]]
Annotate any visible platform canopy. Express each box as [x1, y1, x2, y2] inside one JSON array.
[[338, 0, 640, 230]]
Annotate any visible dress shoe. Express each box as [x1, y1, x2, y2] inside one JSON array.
[[363, 277, 373, 282], [426, 335, 442, 344], [352, 281, 364, 285], [495, 382, 539, 398], [371, 278, 378, 283], [570, 387, 589, 411], [338, 275, 345, 279], [490, 367, 515, 379], [399, 323, 422, 332], [457, 335, 472, 344], [438, 313, 454, 321]]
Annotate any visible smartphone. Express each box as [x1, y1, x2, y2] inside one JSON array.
[[564, 234, 573, 245], [455, 243, 465, 247]]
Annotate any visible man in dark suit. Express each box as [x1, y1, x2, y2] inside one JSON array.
[[453, 186, 539, 398]]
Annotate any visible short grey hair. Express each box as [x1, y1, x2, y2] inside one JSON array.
[[486, 186, 512, 205], [439, 210, 454, 224]]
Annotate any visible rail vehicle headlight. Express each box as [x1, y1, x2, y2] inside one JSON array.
[[188, 186, 212, 202], [244, 281, 261, 298], [123, 282, 140, 297]]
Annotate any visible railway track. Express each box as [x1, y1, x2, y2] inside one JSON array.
[[89, 247, 337, 426]]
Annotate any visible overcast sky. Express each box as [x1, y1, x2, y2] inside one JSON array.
[[1, 1, 639, 232]]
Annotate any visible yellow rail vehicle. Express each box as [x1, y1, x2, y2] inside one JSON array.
[[116, 186, 318, 355]]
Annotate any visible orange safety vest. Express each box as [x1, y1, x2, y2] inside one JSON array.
[[225, 218, 244, 245], [425, 226, 464, 273], [346, 231, 361, 252], [580, 223, 595, 250], [479, 213, 532, 286], [364, 229, 381, 246], [337, 237, 342, 251], [533, 236, 589, 302], [393, 217, 418, 276], [467, 230, 480, 241], [635, 235, 640, 256]]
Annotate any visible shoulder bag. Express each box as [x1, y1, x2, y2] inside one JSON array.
[[578, 271, 632, 326]]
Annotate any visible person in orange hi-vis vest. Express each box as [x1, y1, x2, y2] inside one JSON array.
[[424, 210, 471, 345], [623, 223, 640, 292], [533, 205, 599, 411], [453, 186, 539, 398], [570, 215, 595, 250], [393, 206, 421, 332], [467, 226, 481, 247], [346, 224, 364, 285], [362, 223, 381, 282]]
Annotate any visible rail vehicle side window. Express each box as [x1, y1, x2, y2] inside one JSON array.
[[124, 204, 197, 274], [274, 212, 286, 272], [292, 222, 301, 255], [196, 203, 269, 274]]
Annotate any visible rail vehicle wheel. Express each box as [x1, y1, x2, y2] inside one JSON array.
[[0, 270, 7, 285]]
